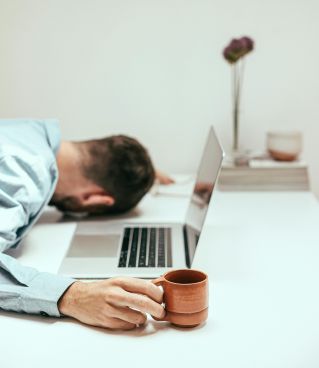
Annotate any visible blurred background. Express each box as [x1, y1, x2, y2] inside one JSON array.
[[0, 0, 318, 195]]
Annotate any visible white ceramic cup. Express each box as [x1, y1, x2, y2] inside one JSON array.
[[267, 131, 302, 161]]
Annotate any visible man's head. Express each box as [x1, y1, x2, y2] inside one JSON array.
[[50, 135, 155, 214]]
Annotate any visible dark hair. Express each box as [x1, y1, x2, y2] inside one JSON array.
[[80, 135, 155, 213]]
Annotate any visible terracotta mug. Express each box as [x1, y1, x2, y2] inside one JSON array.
[[152, 269, 209, 328]]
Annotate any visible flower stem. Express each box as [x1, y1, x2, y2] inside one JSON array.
[[232, 58, 245, 151], [232, 63, 240, 151]]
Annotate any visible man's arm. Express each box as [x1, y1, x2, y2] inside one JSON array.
[[0, 252, 74, 316], [0, 153, 75, 316], [0, 246, 165, 327], [58, 278, 164, 329], [0, 153, 164, 328]]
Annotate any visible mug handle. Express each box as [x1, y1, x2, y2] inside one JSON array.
[[152, 276, 164, 286], [151, 277, 170, 322]]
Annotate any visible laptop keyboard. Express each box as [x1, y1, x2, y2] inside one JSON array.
[[118, 227, 172, 268]]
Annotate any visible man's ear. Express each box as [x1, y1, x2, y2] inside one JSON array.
[[82, 193, 115, 208]]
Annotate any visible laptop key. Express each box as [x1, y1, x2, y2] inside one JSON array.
[[157, 228, 165, 267], [128, 228, 139, 267], [119, 226, 172, 268], [138, 228, 148, 267], [148, 228, 156, 267], [118, 228, 130, 267]]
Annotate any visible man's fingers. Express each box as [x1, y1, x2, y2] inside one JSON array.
[[156, 170, 175, 185], [109, 318, 136, 330], [109, 305, 147, 325], [159, 176, 175, 185], [117, 290, 165, 319], [114, 277, 163, 303]]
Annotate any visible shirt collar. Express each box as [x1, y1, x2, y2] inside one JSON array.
[[44, 119, 61, 155]]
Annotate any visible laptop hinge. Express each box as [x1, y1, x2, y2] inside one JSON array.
[[183, 225, 191, 268]]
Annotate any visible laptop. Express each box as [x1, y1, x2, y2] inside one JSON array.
[[58, 126, 224, 279]]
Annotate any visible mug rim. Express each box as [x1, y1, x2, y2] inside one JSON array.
[[267, 131, 302, 138], [162, 268, 207, 285]]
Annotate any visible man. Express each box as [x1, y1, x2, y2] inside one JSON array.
[[0, 118, 170, 330]]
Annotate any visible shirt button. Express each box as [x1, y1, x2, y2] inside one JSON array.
[[40, 311, 49, 317]]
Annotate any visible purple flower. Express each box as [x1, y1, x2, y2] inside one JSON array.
[[223, 36, 254, 63], [240, 36, 254, 52]]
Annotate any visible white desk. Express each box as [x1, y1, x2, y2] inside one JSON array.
[[2, 190, 319, 368]]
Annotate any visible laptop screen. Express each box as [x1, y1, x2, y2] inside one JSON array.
[[183, 126, 224, 267]]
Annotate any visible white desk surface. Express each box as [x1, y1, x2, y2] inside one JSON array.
[[2, 189, 319, 368]]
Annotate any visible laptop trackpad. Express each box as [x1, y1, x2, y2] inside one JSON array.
[[67, 234, 120, 258]]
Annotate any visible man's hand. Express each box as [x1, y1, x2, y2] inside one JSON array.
[[155, 170, 175, 185], [58, 277, 165, 330]]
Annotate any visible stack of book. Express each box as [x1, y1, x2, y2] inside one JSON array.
[[218, 158, 309, 191]]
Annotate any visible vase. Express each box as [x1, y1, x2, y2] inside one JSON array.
[[233, 106, 239, 152]]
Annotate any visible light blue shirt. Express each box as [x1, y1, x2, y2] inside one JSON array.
[[0, 119, 74, 317]]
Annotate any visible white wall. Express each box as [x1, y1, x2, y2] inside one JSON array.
[[1, 0, 319, 195]]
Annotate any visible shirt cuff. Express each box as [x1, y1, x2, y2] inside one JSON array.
[[25, 272, 75, 317]]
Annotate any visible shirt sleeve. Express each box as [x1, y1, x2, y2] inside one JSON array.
[[0, 153, 75, 317], [0, 253, 75, 316]]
